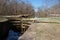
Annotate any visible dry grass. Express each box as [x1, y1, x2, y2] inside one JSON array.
[[34, 23, 60, 40]]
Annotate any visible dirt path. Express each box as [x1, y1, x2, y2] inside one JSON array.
[[18, 23, 60, 40]]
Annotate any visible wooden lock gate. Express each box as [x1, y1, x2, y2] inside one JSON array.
[[9, 18, 29, 35]]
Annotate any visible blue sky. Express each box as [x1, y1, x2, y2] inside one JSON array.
[[28, 0, 45, 9], [28, 0, 60, 11]]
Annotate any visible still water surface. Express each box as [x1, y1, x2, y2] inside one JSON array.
[[7, 30, 19, 40]]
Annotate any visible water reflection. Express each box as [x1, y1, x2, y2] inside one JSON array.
[[7, 30, 19, 40]]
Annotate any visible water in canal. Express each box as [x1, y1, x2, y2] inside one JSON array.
[[7, 30, 20, 40]]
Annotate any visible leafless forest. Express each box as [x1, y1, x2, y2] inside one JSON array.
[[0, 0, 60, 17]]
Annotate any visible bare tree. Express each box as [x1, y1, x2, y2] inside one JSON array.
[[17, 0, 35, 17], [0, 0, 35, 18], [36, 7, 47, 17], [47, 4, 60, 17]]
